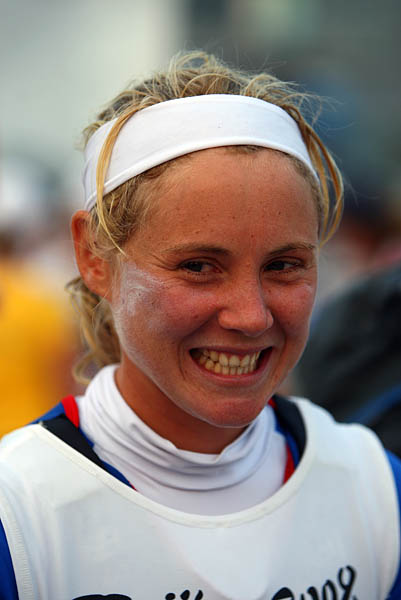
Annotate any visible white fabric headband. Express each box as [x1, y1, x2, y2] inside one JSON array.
[[83, 94, 317, 211]]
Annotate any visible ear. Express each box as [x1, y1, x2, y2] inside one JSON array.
[[71, 210, 114, 300]]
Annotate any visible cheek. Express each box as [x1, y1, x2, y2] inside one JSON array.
[[113, 272, 217, 345], [154, 286, 218, 336], [111, 266, 165, 344], [274, 283, 316, 338]]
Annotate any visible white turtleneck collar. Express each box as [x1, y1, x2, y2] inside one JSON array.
[[76, 365, 286, 515]]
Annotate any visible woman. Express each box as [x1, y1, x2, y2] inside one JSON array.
[[0, 52, 400, 600]]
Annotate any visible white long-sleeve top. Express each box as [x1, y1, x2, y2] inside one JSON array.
[[76, 365, 287, 515]]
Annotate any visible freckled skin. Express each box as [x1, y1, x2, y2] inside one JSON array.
[[105, 148, 319, 453]]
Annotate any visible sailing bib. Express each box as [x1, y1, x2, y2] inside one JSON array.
[[0, 399, 398, 600]]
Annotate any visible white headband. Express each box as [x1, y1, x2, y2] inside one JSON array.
[[83, 94, 317, 211]]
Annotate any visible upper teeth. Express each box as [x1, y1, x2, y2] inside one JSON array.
[[196, 349, 261, 375]]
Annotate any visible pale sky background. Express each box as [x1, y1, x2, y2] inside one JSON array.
[[1, 0, 400, 226], [1, 0, 186, 205]]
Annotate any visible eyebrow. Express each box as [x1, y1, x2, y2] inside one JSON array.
[[269, 243, 317, 256], [162, 243, 231, 256], [162, 242, 317, 256]]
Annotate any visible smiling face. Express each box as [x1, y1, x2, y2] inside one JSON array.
[[106, 148, 319, 452]]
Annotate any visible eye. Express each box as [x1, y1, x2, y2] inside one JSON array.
[[265, 260, 299, 272], [180, 260, 216, 274]]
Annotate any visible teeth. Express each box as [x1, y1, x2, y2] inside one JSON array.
[[195, 348, 263, 376], [229, 355, 240, 367], [240, 355, 250, 367], [219, 353, 229, 366]]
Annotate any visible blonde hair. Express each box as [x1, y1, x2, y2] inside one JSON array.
[[68, 50, 343, 384]]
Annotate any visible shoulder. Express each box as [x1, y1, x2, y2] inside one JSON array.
[[0, 401, 66, 456], [0, 410, 77, 599], [291, 397, 401, 596], [293, 397, 398, 477], [387, 450, 401, 489], [293, 398, 401, 595], [292, 399, 400, 533], [0, 402, 71, 498]]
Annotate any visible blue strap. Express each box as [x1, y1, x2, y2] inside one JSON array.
[[273, 411, 300, 467], [387, 450, 401, 599]]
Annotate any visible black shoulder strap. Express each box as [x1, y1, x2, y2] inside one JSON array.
[[273, 394, 307, 458], [41, 414, 108, 472]]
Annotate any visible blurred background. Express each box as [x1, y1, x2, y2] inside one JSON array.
[[1, 0, 401, 445]]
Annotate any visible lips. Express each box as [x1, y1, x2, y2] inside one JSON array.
[[191, 348, 267, 376]]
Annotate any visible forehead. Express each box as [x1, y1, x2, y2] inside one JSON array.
[[132, 147, 319, 251], [156, 145, 314, 195]]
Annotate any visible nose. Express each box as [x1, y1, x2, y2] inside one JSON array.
[[217, 277, 274, 337]]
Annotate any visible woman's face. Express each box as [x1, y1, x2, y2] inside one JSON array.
[[108, 148, 319, 450]]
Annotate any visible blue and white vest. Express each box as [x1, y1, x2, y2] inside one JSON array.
[[0, 398, 399, 600]]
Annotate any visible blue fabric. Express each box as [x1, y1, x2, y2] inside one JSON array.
[[0, 521, 18, 600], [274, 415, 300, 467], [30, 401, 66, 424], [78, 425, 133, 488], [387, 450, 401, 599], [101, 459, 133, 487]]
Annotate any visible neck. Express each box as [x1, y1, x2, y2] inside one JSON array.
[[114, 364, 247, 454]]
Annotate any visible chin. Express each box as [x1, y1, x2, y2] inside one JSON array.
[[189, 396, 269, 429]]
